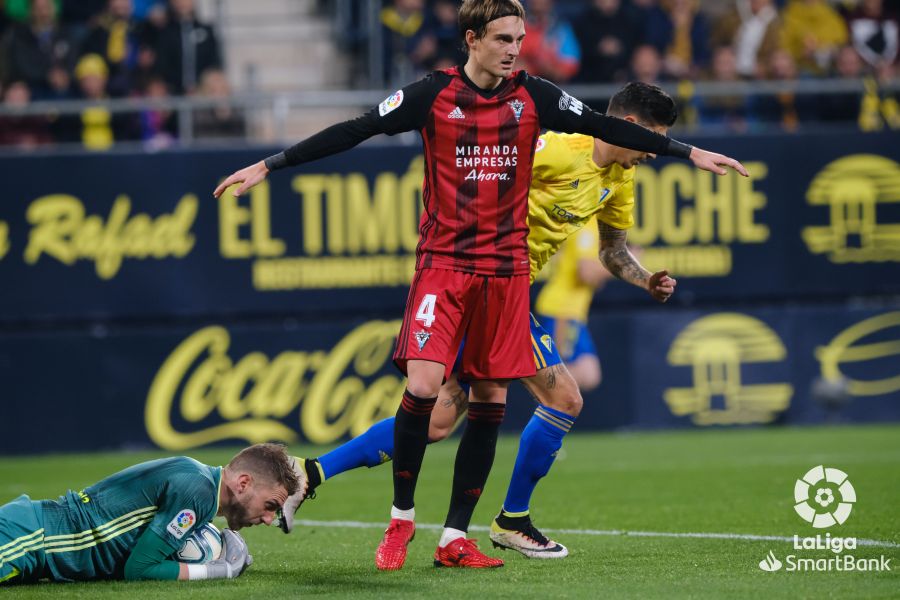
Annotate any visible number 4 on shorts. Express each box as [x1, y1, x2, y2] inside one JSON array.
[[415, 294, 437, 327]]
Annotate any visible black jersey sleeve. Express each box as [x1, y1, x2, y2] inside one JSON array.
[[266, 72, 450, 170], [522, 74, 693, 159]]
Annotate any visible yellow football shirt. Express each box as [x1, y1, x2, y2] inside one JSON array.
[[529, 131, 636, 321]]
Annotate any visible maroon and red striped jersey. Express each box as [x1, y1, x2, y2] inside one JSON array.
[[271, 67, 686, 276]]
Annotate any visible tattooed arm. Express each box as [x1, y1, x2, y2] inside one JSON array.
[[598, 221, 676, 303]]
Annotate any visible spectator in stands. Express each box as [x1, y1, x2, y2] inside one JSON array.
[[379, 0, 426, 86], [517, 0, 580, 83], [0, 79, 53, 146], [137, 74, 175, 148], [846, 0, 898, 78], [755, 49, 817, 131], [2, 0, 76, 97], [156, 0, 220, 93], [573, 0, 643, 83], [4, 0, 58, 23], [695, 46, 755, 131], [411, 0, 465, 72], [711, 0, 781, 79], [130, 2, 165, 91], [629, 44, 664, 84], [80, 0, 142, 97], [780, 0, 848, 75], [43, 61, 71, 98], [53, 53, 137, 149], [644, 0, 711, 79], [192, 67, 245, 141], [818, 45, 866, 124]]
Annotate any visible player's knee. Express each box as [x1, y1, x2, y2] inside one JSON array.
[[406, 380, 441, 399], [406, 361, 446, 398], [545, 386, 583, 417], [565, 389, 584, 416]]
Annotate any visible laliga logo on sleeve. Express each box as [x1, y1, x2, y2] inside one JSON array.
[[167, 509, 197, 539], [793, 465, 856, 528], [379, 90, 404, 116]]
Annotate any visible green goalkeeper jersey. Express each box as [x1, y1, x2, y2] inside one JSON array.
[[36, 456, 221, 581]]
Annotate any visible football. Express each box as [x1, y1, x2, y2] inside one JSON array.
[[173, 523, 223, 564]]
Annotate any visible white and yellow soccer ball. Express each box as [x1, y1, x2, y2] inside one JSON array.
[[174, 523, 223, 563]]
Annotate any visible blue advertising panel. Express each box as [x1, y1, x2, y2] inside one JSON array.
[[1, 132, 898, 323], [0, 304, 897, 453], [623, 306, 900, 429]]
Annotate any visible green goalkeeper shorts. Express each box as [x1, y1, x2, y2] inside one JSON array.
[[0, 495, 46, 584]]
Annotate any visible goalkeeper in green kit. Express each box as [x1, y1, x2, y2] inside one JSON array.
[[0, 443, 298, 584]]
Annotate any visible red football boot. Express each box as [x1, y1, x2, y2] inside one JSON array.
[[433, 537, 504, 568], [375, 519, 415, 571]]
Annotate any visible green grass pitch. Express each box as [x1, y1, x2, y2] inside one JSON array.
[[2, 425, 898, 599]]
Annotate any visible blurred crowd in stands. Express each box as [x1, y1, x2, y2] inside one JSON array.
[[2, 0, 897, 150], [0, 0, 244, 149], [376, 0, 899, 132]]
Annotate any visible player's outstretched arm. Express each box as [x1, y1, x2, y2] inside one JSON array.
[[524, 76, 748, 177], [214, 75, 443, 200], [598, 221, 675, 303]]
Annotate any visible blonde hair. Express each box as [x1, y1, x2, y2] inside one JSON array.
[[227, 443, 299, 496]]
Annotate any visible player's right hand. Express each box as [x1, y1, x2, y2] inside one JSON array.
[[213, 160, 269, 198], [205, 529, 252, 579], [647, 270, 676, 303]]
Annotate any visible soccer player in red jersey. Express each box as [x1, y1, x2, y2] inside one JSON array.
[[214, 0, 746, 571]]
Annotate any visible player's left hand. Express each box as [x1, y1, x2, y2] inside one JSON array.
[[647, 270, 676, 303], [689, 147, 749, 177]]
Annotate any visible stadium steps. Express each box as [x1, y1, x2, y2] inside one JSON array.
[[217, 0, 351, 93], [212, 0, 357, 140]]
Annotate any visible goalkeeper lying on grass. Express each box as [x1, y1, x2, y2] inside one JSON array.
[[0, 443, 297, 584]]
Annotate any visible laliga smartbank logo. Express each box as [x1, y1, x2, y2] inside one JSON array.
[[663, 313, 792, 425], [758, 466, 892, 573], [802, 154, 900, 263]]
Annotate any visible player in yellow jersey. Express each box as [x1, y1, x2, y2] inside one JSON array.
[[279, 83, 714, 561], [534, 219, 612, 390]]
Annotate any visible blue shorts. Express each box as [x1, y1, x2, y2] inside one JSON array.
[[455, 313, 562, 377], [535, 314, 598, 363]]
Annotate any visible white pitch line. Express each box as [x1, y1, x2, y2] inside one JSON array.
[[294, 519, 900, 549]]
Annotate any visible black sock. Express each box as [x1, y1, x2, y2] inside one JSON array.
[[444, 402, 505, 531], [392, 389, 437, 511], [305, 459, 322, 491], [496, 510, 530, 528]]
